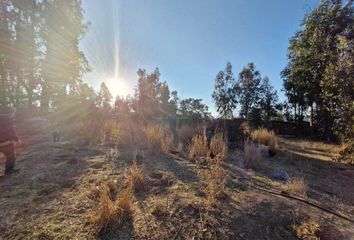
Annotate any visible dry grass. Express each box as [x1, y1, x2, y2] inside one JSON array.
[[285, 177, 307, 196], [251, 128, 278, 151], [102, 119, 146, 149], [209, 131, 228, 161], [293, 220, 320, 240], [244, 141, 262, 168], [189, 128, 208, 160], [144, 124, 173, 154], [126, 161, 146, 192], [205, 163, 226, 206], [91, 185, 134, 234]]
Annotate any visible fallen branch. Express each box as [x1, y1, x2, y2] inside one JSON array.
[[253, 185, 354, 223], [229, 170, 353, 224]]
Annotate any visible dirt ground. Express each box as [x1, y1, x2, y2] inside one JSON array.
[[0, 131, 353, 239]]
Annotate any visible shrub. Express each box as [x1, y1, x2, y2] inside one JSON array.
[[251, 128, 278, 152], [336, 140, 354, 165], [144, 124, 173, 154], [189, 128, 208, 160], [91, 184, 134, 234], [209, 131, 228, 161], [244, 141, 262, 168], [285, 177, 307, 196], [293, 220, 320, 240]]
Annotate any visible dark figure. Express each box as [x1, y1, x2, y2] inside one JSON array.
[[0, 107, 20, 175], [52, 130, 61, 143]]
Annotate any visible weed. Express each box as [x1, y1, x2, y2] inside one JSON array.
[[189, 127, 208, 160], [127, 161, 146, 193], [144, 124, 173, 154], [285, 177, 307, 196], [205, 163, 226, 206], [91, 184, 134, 234], [251, 128, 278, 152], [209, 131, 228, 161], [244, 141, 262, 169], [293, 220, 320, 240]]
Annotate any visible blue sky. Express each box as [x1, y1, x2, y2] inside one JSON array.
[[81, 0, 319, 115]]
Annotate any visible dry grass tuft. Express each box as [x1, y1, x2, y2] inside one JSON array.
[[102, 119, 146, 149], [244, 141, 262, 168], [115, 188, 134, 222], [189, 128, 208, 160], [251, 128, 278, 151], [285, 177, 307, 196], [205, 164, 226, 206], [91, 185, 134, 234], [127, 161, 146, 192], [209, 131, 228, 161], [144, 124, 173, 154], [293, 220, 320, 240]]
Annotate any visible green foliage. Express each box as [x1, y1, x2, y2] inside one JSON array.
[[282, 0, 354, 140], [133, 68, 177, 120], [179, 98, 211, 121], [238, 63, 262, 120], [212, 62, 238, 119], [259, 77, 279, 124], [0, 0, 91, 110]]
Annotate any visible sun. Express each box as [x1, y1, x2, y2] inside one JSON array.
[[105, 77, 130, 98]]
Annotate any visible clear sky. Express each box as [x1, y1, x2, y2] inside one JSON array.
[[80, 0, 320, 115]]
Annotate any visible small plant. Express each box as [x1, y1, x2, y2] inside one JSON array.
[[293, 220, 320, 240], [285, 177, 307, 196], [144, 124, 173, 154], [244, 141, 262, 168], [189, 127, 208, 160], [91, 184, 134, 234], [251, 128, 278, 152], [205, 164, 226, 206], [127, 161, 146, 192], [209, 131, 228, 161]]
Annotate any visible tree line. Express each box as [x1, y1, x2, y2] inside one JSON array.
[[1, 0, 353, 143], [0, 0, 90, 111], [113, 68, 210, 122], [282, 0, 353, 141], [212, 62, 280, 128], [212, 0, 354, 142], [0, 0, 210, 123]]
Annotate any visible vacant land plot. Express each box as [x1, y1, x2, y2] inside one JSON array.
[[0, 130, 353, 240]]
